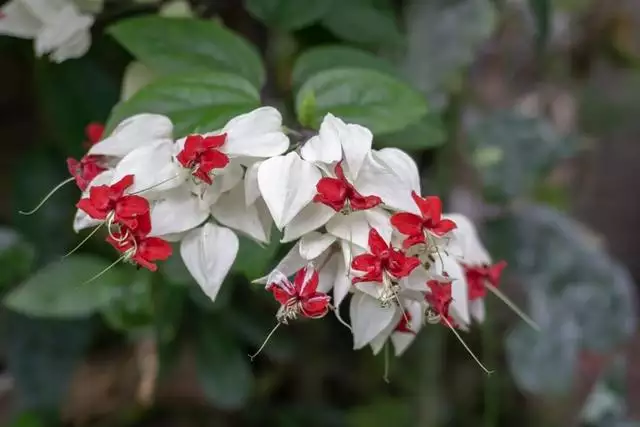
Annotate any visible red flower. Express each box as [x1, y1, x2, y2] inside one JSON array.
[[465, 261, 507, 300], [76, 175, 150, 231], [83, 122, 105, 148], [267, 265, 331, 320], [176, 134, 229, 185], [390, 192, 457, 248], [351, 228, 420, 284], [67, 155, 107, 191], [425, 279, 456, 327], [313, 162, 382, 212], [394, 311, 415, 334], [107, 226, 172, 272]]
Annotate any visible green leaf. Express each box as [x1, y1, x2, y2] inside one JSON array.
[[101, 269, 154, 334], [0, 228, 35, 289], [528, 0, 551, 52], [196, 322, 253, 410], [106, 72, 260, 138], [109, 17, 265, 88], [4, 255, 130, 318], [246, 0, 333, 30], [375, 114, 446, 151], [297, 90, 318, 128], [35, 56, 120, 156], [466, 110, 580, 201], [4, 312, 92, 411], [321, 0, 403, 47], [296, 68, 427, 135], [403, 0, 497, 110], [292, 45, 402, 89]]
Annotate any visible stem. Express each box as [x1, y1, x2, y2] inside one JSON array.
[[483, 299, 499, 427]]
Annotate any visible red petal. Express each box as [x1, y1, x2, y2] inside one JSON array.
[[402, 234, 425, 249], [334, 162, 347, 182], [430, 218, 457, 236], [367, 228, 388, 256], [316, 177, 347, 202], [390, 212, 423, 236], [67, 158, 80, 177], [488, 261, 507, 287], [294, 266, 319, 298], [202, 134, 226, 149], [85, 122, 105, 144], [199, 149, 229, 170], [267, 285, 293, 306], [110, 175, 135, 198], [412, 193, 443, 222], [139, 237, 173, 261], [350, 194, 382, 211], [133, 254, 158, 271], [300, 294, 330, 318], [193, 168, 213, 185], [115, 195, 150, 219], [76, 198, 107, 220], [183, 135, 204, 158], [389, 252, 420, 278], [351, 253, 379, 272]]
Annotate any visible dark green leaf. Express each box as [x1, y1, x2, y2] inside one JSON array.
[[375, 114, 445, 150], [321, 0, 403, 47], [196, 321, 253, 409], [4, 311, 92, 411], [4, 255, 130, 318], [106, 72, 260, 138], [296, 68, 427, 135], [528, 0, 551, 52], [109, 17, 265, 88], [0, 228, 35, 289], [466, 110, 580, 201], [160, 244, 195, 286], [35, 56, 119, 156], [246, 0, 333, 30], [11, 150, 79, 265], [100, 269, 154, 334], [292, 45, 401, 89]]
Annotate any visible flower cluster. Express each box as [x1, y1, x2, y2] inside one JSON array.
[[38, 108, 518, 360]]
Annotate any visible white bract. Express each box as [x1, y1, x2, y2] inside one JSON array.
[[0, 0, 95, 62]]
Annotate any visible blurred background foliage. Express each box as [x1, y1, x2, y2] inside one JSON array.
[[1, 0, 640, 426]]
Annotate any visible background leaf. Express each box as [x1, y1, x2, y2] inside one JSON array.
[[466, 110, 580, 201], [321, 0, 403, 47], [4, 312, 92, 411], [295, 68, 427, 135], [246, 0, 333, 31], [292, 45, 402, 89], [4, 255, 130, 318], [196, 320, 253, 410], [0, 228, 35, 289], [106, 72, 260, 137], [375, 114, 446, 151], [109, 17, 265, 88], [403, 0, 497, 109]]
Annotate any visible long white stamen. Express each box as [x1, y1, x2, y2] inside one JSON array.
[[331, 304, 352, 331], [486, 284, 540, 332], [442, 317, 494, 375], [81, 253, 128, 286], [249, 322, 281, 361], [130, 174, 181, 196], [63, 223, 104, 259], [19, 177, 75, 215]]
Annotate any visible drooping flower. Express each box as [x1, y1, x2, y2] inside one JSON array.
[[425, 278, 456, 327], [351, 228, 420, 284], [0, 0, 95, 63], [67, 154, 107, 191], [107, 225, 172, 272], [266, 264, 331, 323], [76, 174, 150, 231], [465, 261, 507, 300], [176, 133, 229, 185]]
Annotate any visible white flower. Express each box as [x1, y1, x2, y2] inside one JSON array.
[[368, 299, 424, 356], [0, 0, 95, 62]]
